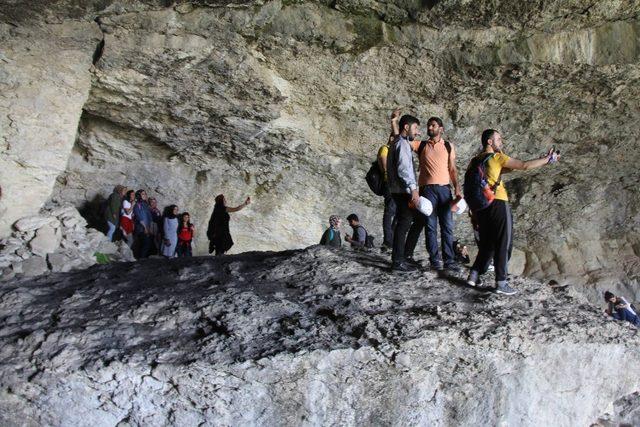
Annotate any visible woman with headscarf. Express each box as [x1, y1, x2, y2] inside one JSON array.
[[161, 205, 179, 258], [207, 194, 251, 256], [319, 215, 342, 247]]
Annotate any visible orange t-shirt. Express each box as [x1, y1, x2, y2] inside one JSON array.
[[410, 139, 455, 186]]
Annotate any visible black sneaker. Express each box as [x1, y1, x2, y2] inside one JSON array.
[[467, 272, 483, 287], [392, 262, 417, 272], [405, 257, 422, 267], [496, 282, 517, 295]]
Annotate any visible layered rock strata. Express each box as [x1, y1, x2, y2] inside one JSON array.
[[0, 247, 638, 426], [0, 0, 639, 296]]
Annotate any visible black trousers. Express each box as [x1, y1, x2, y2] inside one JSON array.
[[471, 200, 512, 282], [391, 193, 416, 265]]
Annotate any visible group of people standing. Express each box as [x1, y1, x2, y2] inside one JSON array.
[[103, 187, 251, 259], [320, 109, 561, 296], [103, 186, 196, 258]]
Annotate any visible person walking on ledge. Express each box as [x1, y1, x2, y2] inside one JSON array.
[[387, 114, 421, 272], [207, 194, 251, 256], [465, 129, 559, 295]]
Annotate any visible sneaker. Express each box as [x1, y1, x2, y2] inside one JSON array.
[[405, 257, 422, 267], [391, 262, 417, 272], [429, 261, 444, 271], [496, 281, 517, 295], [466, 271, 482, 287]]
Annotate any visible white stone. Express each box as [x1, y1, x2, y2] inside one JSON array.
[[29, 225, 61, 257]]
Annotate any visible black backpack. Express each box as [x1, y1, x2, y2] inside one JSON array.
[[417, 139, 452, 160], [357, 226, 375, 248], [365, 160, 384, 196], [463, 153, 502, 212]]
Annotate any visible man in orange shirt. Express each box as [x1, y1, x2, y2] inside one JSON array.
[[402, 117, 462, 273]]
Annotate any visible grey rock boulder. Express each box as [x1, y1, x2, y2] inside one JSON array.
[[20, 255, 48, 277], [29, 225, 61, 257]]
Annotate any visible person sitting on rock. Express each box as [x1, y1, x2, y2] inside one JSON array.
[[133, 189, 153, 259], [604, 291, 640, 327], [345, 213, 368, 248], [119, 190, 136, 248], [320, 215, 342, 248], [105, 185, 126, 242], [176, 212, 195, 257]]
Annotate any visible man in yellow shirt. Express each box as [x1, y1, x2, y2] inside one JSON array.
[[377, 140, 396, 251], [466, 129, 559, 295]]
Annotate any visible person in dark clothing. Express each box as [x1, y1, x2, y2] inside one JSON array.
[[319, 215, 342, 247], [387, 112, 421, 272], [133, 189, 153, 259], [345, 213, 367, 248], [466, 129, 559, 295], [604, 291, 640, 327], [176, 212, 195, 257], [207, 194, 251, 256], [104, 185, 126, 241]]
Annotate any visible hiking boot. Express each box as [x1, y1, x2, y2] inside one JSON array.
[[405, 257, 422, 267], [467, 270, 483, 287], [392, 262, 417, 273], [496, 281, 517, 295]]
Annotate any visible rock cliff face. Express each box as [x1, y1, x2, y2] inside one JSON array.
[[1, 1, 640, 295], [0, 247, 639, 426]]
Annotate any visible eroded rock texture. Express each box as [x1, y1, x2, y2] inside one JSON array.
[[0, 247, 639, 426], [1, 1, 639, 295]]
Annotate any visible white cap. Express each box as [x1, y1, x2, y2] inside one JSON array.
[[451, 198, 467, 215], [417, 196, 433, 216]]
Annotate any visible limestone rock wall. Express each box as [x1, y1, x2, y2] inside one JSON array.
[[0, 17, 102, 236], [1, 0, 639, 295]]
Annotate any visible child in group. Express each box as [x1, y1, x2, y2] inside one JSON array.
[[176, 212, 195, 257]]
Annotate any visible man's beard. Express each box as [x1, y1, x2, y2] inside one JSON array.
[[427, 131, 437, 138]]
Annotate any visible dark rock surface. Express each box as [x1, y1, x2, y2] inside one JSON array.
[[0, 246, 638, 425]]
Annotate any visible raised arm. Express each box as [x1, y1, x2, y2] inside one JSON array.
[[390, 108, 400, 138], [226, 197, 251, 213], [504, 148, 559, 171]]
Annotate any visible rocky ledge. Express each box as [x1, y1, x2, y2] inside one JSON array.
[[0, 205, 133, 281], [0, 246, 638, 426]]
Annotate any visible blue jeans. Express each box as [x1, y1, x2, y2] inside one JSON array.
[[613, 308, 640, 326], [106, 221, 117, 241], [424, 185, 455, 268]]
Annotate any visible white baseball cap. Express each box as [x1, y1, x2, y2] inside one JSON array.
[[417, 196, 433, 216], [451, 198, 467, 215]]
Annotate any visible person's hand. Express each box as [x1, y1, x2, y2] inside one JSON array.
[[391, 108, 401, 122], [410, 189, 420, 208], [454, 189, 462, 199], [345, 235, 352, 242], [546, 147, 560, 164], [245, 197, 251, 205]]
